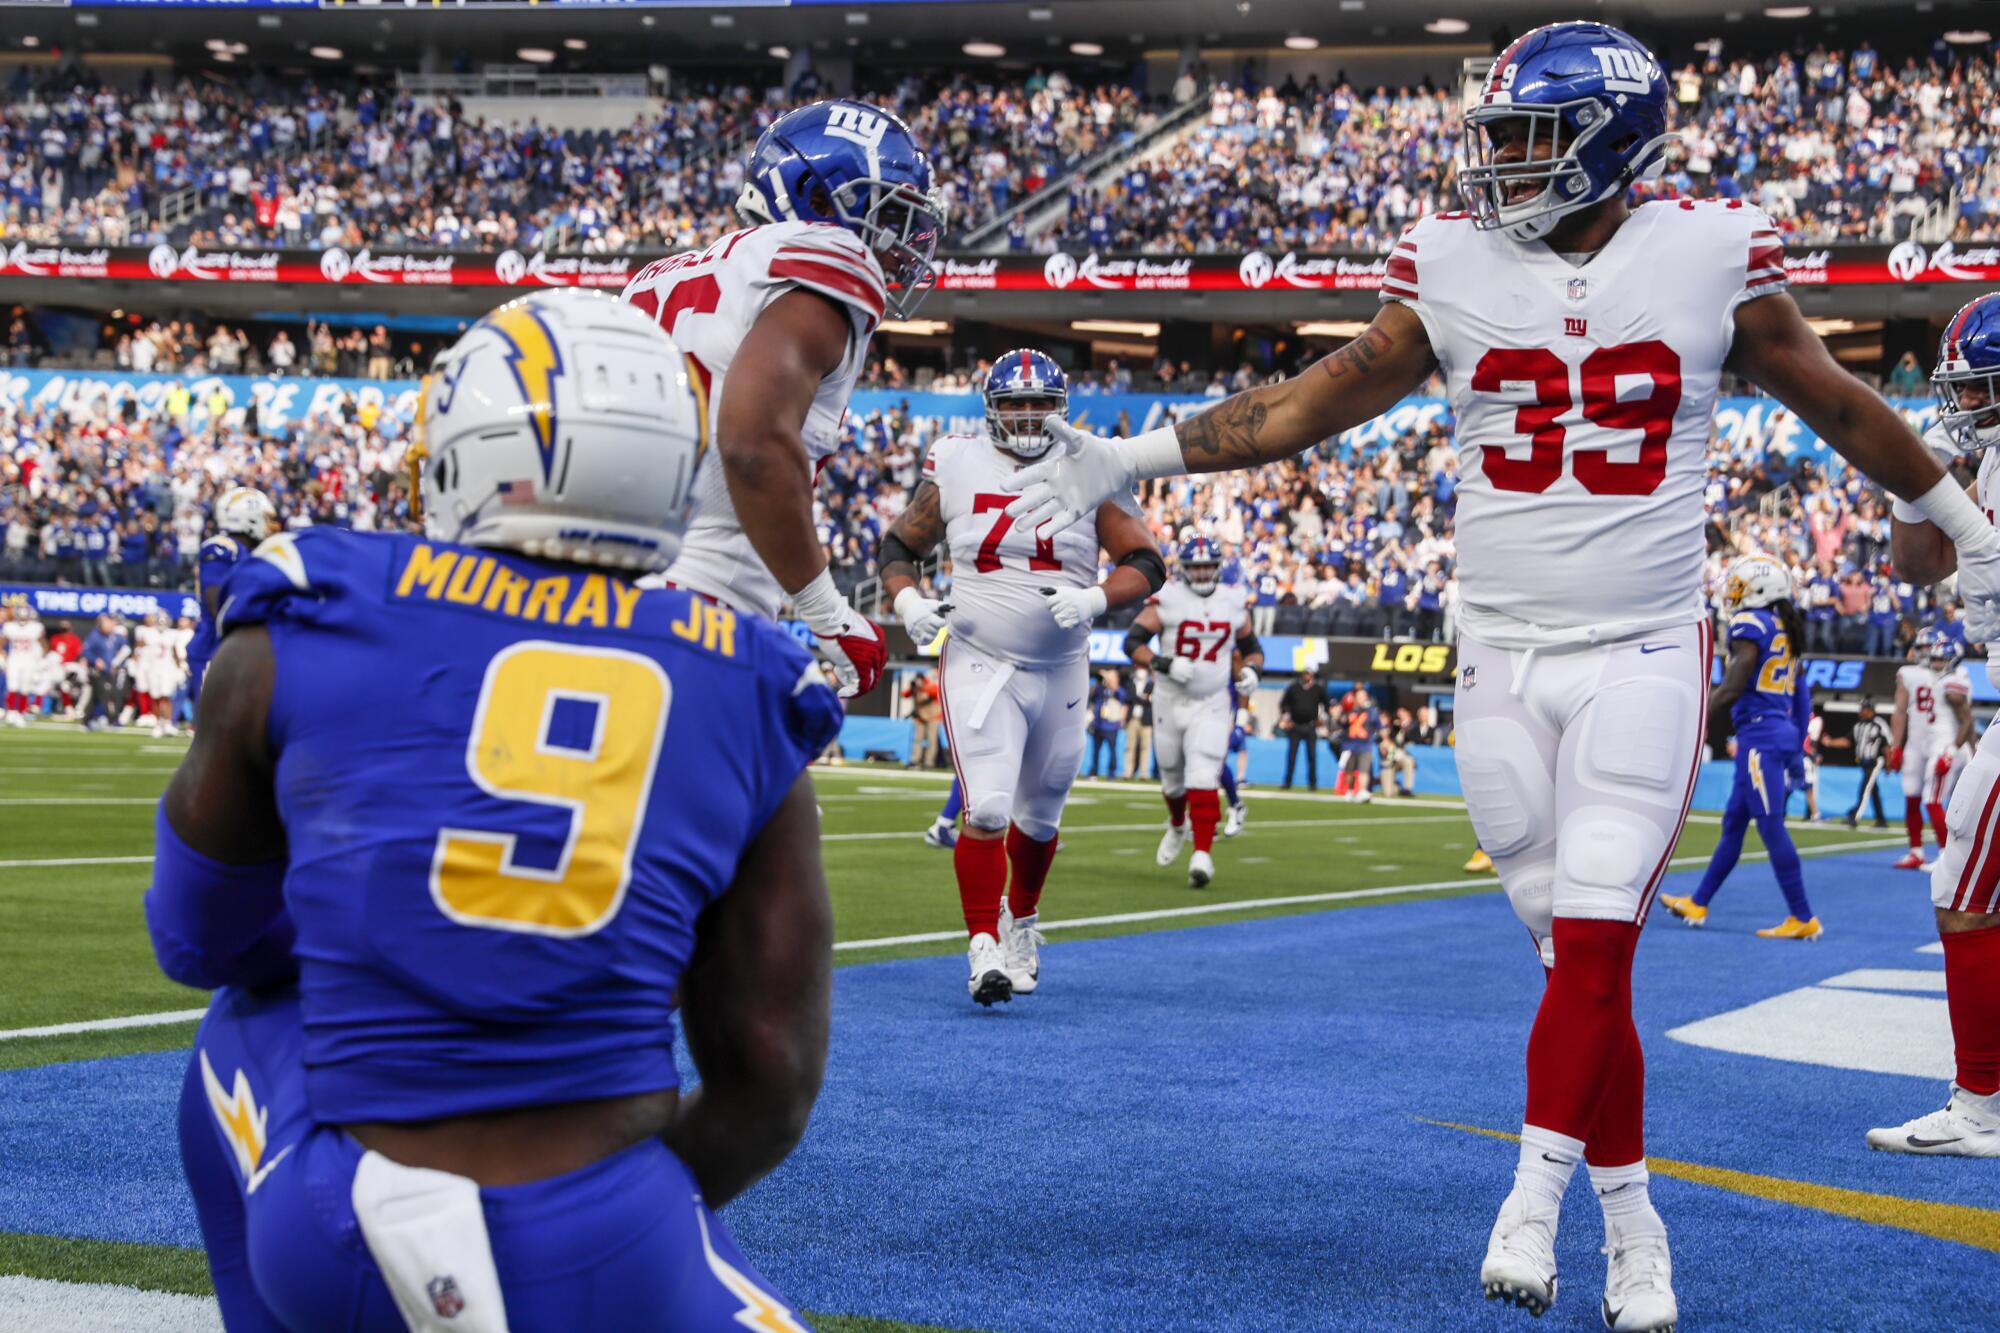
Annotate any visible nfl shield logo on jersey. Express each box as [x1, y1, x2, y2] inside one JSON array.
[[1566, 277, 1589, 302], [427, 1275, 465, 1319]]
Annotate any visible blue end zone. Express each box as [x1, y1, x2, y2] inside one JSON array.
[[0, 850, 1985, 1330]]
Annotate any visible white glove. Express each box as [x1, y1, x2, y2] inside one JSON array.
[[1155, 655, 1195, 685], [1956, 534, 2000, 646], [894, 586, 952, 646], [1237, 665, 1259, 694], [1041, 584, 1107, 630], [1003, 416, 1171, 533]]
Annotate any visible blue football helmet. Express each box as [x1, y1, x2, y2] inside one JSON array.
[[1934, 294, 2000, 450], [735, 99, 948, 318], [983, 349, 1069, 459], [1919, 627, 1964, 670], [1179, 537, 1221, 596], [1459, 22, 1672, 243]]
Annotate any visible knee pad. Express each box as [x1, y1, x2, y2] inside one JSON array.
[[1011, 814, 1059, 843], [1558, 807, 1667, 920], [1455, 718, 1555, 859], [965, 791, 1012, 833], [1500, 861, 1556, 967], [1574, 679, 1698, 800]]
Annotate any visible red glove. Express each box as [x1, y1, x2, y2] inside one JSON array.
[[814, 615, 886, 699], [1938, 752, 1956, 780], [1890, 746, 1904, 771]]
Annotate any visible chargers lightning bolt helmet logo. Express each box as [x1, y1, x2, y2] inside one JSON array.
[[1459, 21, 1672, 243], [1934, 294, 2000, 450], [483, 303, 566, 484]]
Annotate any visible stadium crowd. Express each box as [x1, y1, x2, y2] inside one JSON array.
[[1050, 35, 2000, 254], [0, 364, 1966, 661], [0, 67, 1158, 254]]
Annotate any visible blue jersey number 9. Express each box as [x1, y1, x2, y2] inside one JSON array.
[[431, 641, 671, 936]]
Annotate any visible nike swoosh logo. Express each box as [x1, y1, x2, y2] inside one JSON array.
[[245, 1143, 293, 1196], [1906, 1135, 1962, 1149], [1067, 699, 1079, 709], [1638, 644, 1678, 654], [1540, 1152, 1576, 1164]]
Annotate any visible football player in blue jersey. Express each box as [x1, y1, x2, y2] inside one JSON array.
[[185, 486, 277, 706], [1661, 553, 1822, 938], [147, 289, 841, 1332]]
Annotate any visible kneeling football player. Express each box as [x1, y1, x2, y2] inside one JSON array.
[[885, 349, 1163, 1004], [147, 291, 840, 1329]]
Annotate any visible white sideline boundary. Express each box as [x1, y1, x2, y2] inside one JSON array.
[[0, 1008, 208, 1042], [0, 1277, 220, 1333]]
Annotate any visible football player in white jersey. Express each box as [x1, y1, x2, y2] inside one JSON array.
[[621, 99, 946, 699], [998, 22, 2000, 1329], [880, 350, 1163, 1005], [132, 609, 183, 738], [1890, 631, 1974, 869], [1122, 538, 1261, 889], [1878, 291, 2000, 1156], [4, 600, 45, 725]]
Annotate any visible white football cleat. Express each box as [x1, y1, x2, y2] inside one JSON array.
[[1155, 821, 1189, 866], [1223, 802, 1245, 838], [1866, 1084, 2000, 1156], [1003, 910, 1044, 994], [922, 818, 957, 850], [1481, 1188, 1560, 1317], [1600, 1233, 1677, 1332], [966, 933, 1012, 1007], [1188, 849, 1215, 889]]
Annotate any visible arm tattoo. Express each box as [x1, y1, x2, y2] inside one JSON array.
[[882, 480, 944, 583], [1173, 326, 1397, 468]]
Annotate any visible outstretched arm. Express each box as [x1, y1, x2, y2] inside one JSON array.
[[1731, 294, 2000, 643], [1005, 304, 1436, 530]]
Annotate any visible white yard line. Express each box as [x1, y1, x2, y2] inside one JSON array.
[[0, 766, 181, 775], [0, 1008, 207, 1042], [0, 797, 158, 806], [0, 1277, 220, 1333], [821, 815, 1471, 842], [0, 835, 1910, 1039], [0, 855, 154, 869]]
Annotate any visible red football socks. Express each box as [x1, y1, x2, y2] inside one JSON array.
[[1005, 824, 1057, 919], [1164, 792, 1188, 826], [1584, 1021, 1646, 1168], [1526, 918, 1642, 1144], [1188, 789, 1221, 853], [1908, 803, 1927, 850], [1930, 802, 1950, 851], [954, 833, 1008, 940], [1943, 925, 2000, 1096]]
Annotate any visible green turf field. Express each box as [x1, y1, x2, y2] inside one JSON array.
[[0, 723, 1904, 1327]]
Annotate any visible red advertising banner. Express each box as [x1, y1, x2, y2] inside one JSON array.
[[0, 239, 1994, 293]]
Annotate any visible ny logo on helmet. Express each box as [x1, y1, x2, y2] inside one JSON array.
[[825, 105, 890, 150], [1591, 46, 1656, 95]]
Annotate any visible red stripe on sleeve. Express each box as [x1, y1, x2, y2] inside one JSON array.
[[1386, 253, 1417, 291], [768, 258, 886, 320]]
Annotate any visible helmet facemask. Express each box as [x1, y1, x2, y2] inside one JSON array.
[[828, 176, 946, 319], [1183, 560, 1221, 596], [1461, 101, 1667, 243], [1935, 365, 2000, 451], [986, 391, 1065, 460]]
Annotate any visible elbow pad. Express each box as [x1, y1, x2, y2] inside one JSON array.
[[1237, 633, 1265, 661], [878, 531, 919, 570], [1116, 547, 1168, 595], [1123, 623, 1156, 659], [144, 805, 296, 992]]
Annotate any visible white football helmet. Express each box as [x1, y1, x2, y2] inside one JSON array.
[[413, 290, 708, 572], [1723, 552, 1789, 611], [215, 487, 278, 542]]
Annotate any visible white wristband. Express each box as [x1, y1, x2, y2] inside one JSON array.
[[1909, 474, 1997, 551], [790, 567, 850, 635], [1891, 495, 1928, 524], [893, 585, 925, 623], [1126, 425, 1186, 482], [1080, 585, 1109, 619]]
